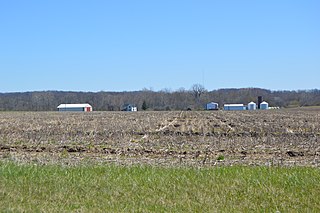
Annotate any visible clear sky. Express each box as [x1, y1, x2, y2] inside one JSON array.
[[0, 0, 319, 92]]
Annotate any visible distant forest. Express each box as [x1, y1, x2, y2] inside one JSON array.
[[0, 87, 319, 111]]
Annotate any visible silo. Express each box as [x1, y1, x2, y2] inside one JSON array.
[[247, 102, 257, 110], [260, 101, 269, 110], [257, 96, 263, 109]]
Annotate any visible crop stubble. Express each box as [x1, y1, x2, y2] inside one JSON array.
[[0, 108, 319, 167]]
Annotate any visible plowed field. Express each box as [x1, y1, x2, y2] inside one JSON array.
[[1, 108, 319, 167]]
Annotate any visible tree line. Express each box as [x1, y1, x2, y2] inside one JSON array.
[[0, 86, 319, 111]]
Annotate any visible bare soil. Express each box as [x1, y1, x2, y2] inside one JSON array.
[[0, 108, 319, 167]]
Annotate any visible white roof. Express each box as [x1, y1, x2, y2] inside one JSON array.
[[248, 102, 256, 104], [224, 104, 244, 107], [260, 101, 268, 104], [57, 103, 92, 109]]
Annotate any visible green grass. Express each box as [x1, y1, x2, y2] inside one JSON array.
[[0, 163, 319, 212]]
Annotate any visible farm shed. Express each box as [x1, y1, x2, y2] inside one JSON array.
[[247, 102, 257, 110], [260, 101, 269, 110], [224, 104, 245, 111], [57, 104, 93, 112], [121, 104, 137, 112], [206, 102, 219, 110]]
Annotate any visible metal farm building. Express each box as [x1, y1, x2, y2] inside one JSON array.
[[223, 104, 245, 111], [57, 104, 93, 112], [206, 102, 219, 110]]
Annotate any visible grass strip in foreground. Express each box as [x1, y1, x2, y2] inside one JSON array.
[[0, 163, 319, 212]]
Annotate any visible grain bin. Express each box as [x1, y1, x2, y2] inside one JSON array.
[[247, 102, 257, 110], [260, 101, 269, 110]]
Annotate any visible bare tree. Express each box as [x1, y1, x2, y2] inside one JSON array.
[[191, 84, 207, 100]]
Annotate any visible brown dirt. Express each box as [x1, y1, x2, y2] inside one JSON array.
[[0, 108, 319, 167]]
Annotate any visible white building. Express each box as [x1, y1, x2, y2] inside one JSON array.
[[224, 104, 245, 111], [57, 103, 93, 112], [206, 102, 219, 110], [121, 104, 137, 111]]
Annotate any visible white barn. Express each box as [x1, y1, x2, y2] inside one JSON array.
[[57, 104, 93, 112]]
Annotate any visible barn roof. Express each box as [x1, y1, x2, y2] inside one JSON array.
[[224, 104, 244, 107], [57, 103, 92, 108]]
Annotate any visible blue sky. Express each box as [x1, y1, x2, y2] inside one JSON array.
[[0, 0, 319, 92]]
